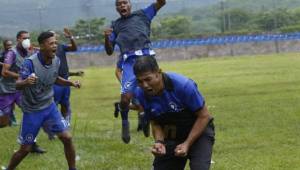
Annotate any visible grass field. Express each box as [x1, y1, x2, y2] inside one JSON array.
[[1, 53, 300, 170]]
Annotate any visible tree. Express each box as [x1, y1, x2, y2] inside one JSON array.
[[71, 17, 106, 45], [152, 16, 192, 39]]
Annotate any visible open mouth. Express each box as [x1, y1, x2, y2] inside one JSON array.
[[121, 9, 127, 15], [146, 89, 155, 95]]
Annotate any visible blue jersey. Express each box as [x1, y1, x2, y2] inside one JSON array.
[[56, 44, 69, 79], [20, 53, 60, 113], [135, 72, 205, 141]]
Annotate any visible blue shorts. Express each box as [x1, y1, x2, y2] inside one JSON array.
[[0, 92, 22, 116], [18, 102, 68, 145], [121, 55, 154, 94], [121, 57, 137, 94], [53, 84, 71, 113], [116, 55, 123, 70]]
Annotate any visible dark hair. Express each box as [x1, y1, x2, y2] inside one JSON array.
[[16, 30, 28, 39], [133, 56, 159, 76], [115, 0, 130, 5], [38, 31, 54, 44], [3, 39, 12, 46]]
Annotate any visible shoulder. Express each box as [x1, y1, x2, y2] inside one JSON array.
[[22, 58, 34, 68], [166, 72, 198, 95], [166, 72, 190, 88], [4, 50, 16, 58], [28, 53, 38, 60]]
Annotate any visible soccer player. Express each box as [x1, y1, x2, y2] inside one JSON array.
[[51, 28, 83, 126], [104, 0, 166, 143], [4, 30, 46, 153], [5, 31, 79, 170], [113, 55, 149, 136], [133, 56, 215, 170]]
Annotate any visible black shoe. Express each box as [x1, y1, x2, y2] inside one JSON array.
[[143, 120, 150, 138], [114, 102, 120, 118], [31, 143, 46, 154]]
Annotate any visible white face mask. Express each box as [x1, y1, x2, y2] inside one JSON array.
[[22, 39, 31, 49]]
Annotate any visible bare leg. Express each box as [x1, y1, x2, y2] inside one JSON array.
[[7, 145, 32, 170], [57, 131, 76, 169], [119, 93, 132, 143]]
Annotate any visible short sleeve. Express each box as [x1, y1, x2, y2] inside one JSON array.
[[142, 3, 157, 21], [20, 59, 34, 80], [3, 51, 16, 65], [182, 80, 205, 112]]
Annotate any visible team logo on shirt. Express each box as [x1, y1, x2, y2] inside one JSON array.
[[25, 134, 34, 142], [125, 82, 132, 89], [169, 102, 183, 112]]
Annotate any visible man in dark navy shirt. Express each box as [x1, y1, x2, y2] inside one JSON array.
[[134, 56, 215, 170], [51, 28, 83, 128], [104, 0, 166, 144]]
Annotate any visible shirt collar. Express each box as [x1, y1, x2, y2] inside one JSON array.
[[162, 73, 174, 91]]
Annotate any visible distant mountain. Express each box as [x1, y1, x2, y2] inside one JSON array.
[[0, 0, 218, 37]]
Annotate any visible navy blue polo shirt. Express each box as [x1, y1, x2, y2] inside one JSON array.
[[56, 44, 69, 79], [109, 3, 157, 55], [135, 72, 205, 141]]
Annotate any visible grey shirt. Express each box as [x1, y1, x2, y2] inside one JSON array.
[[21, 53, 60, 113]]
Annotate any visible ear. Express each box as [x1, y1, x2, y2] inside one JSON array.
[[158, 68, 162, 73], [39, 44, 44, 50]]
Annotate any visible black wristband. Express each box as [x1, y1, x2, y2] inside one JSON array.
[[155, 140, 165, 145]]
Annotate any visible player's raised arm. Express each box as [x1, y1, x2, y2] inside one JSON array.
[[154, 0, 166, 11], [63, 28, 77, 52], [104, 28, 115, 55]]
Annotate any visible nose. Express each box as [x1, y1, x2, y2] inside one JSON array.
[[141, 81, 150, 89]]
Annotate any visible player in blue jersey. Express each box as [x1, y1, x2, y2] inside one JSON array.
[[104, 0, 166, 144], [133, 56, 215, 170], [51, 28, 83, 128], [113, 55, 149, 136], [5, 31, 80, 170]]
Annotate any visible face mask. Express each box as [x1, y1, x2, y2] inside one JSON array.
[[22, 39, 31, 49]]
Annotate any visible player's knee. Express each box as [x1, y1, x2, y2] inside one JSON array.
[[59, 132, 73, 144], [120, 95, 131, 109], [0, 116, 10, 127], [20, 145, 33, 153]]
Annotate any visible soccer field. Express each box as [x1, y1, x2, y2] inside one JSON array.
[[1, 53, 300, 170]]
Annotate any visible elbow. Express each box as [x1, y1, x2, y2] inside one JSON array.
[[1, 71, 9, 78], [105, 50, 113, 56]]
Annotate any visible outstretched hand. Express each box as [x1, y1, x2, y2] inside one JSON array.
[[76, 71, 84, 77], [63, 28, 73, 38], [72, 80, 81, 88], [104, 28, 113, 38]]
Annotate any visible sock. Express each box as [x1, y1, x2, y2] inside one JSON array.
[[120, 109, 129, 121], [122, 120, 129, 126]]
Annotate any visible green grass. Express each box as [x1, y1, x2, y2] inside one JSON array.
[[1, 53, 300, 170]]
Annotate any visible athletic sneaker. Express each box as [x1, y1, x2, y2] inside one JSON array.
[[122, 120, 130, 144], [113, 102, 120, 118], [30, 143, 46, 154]]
